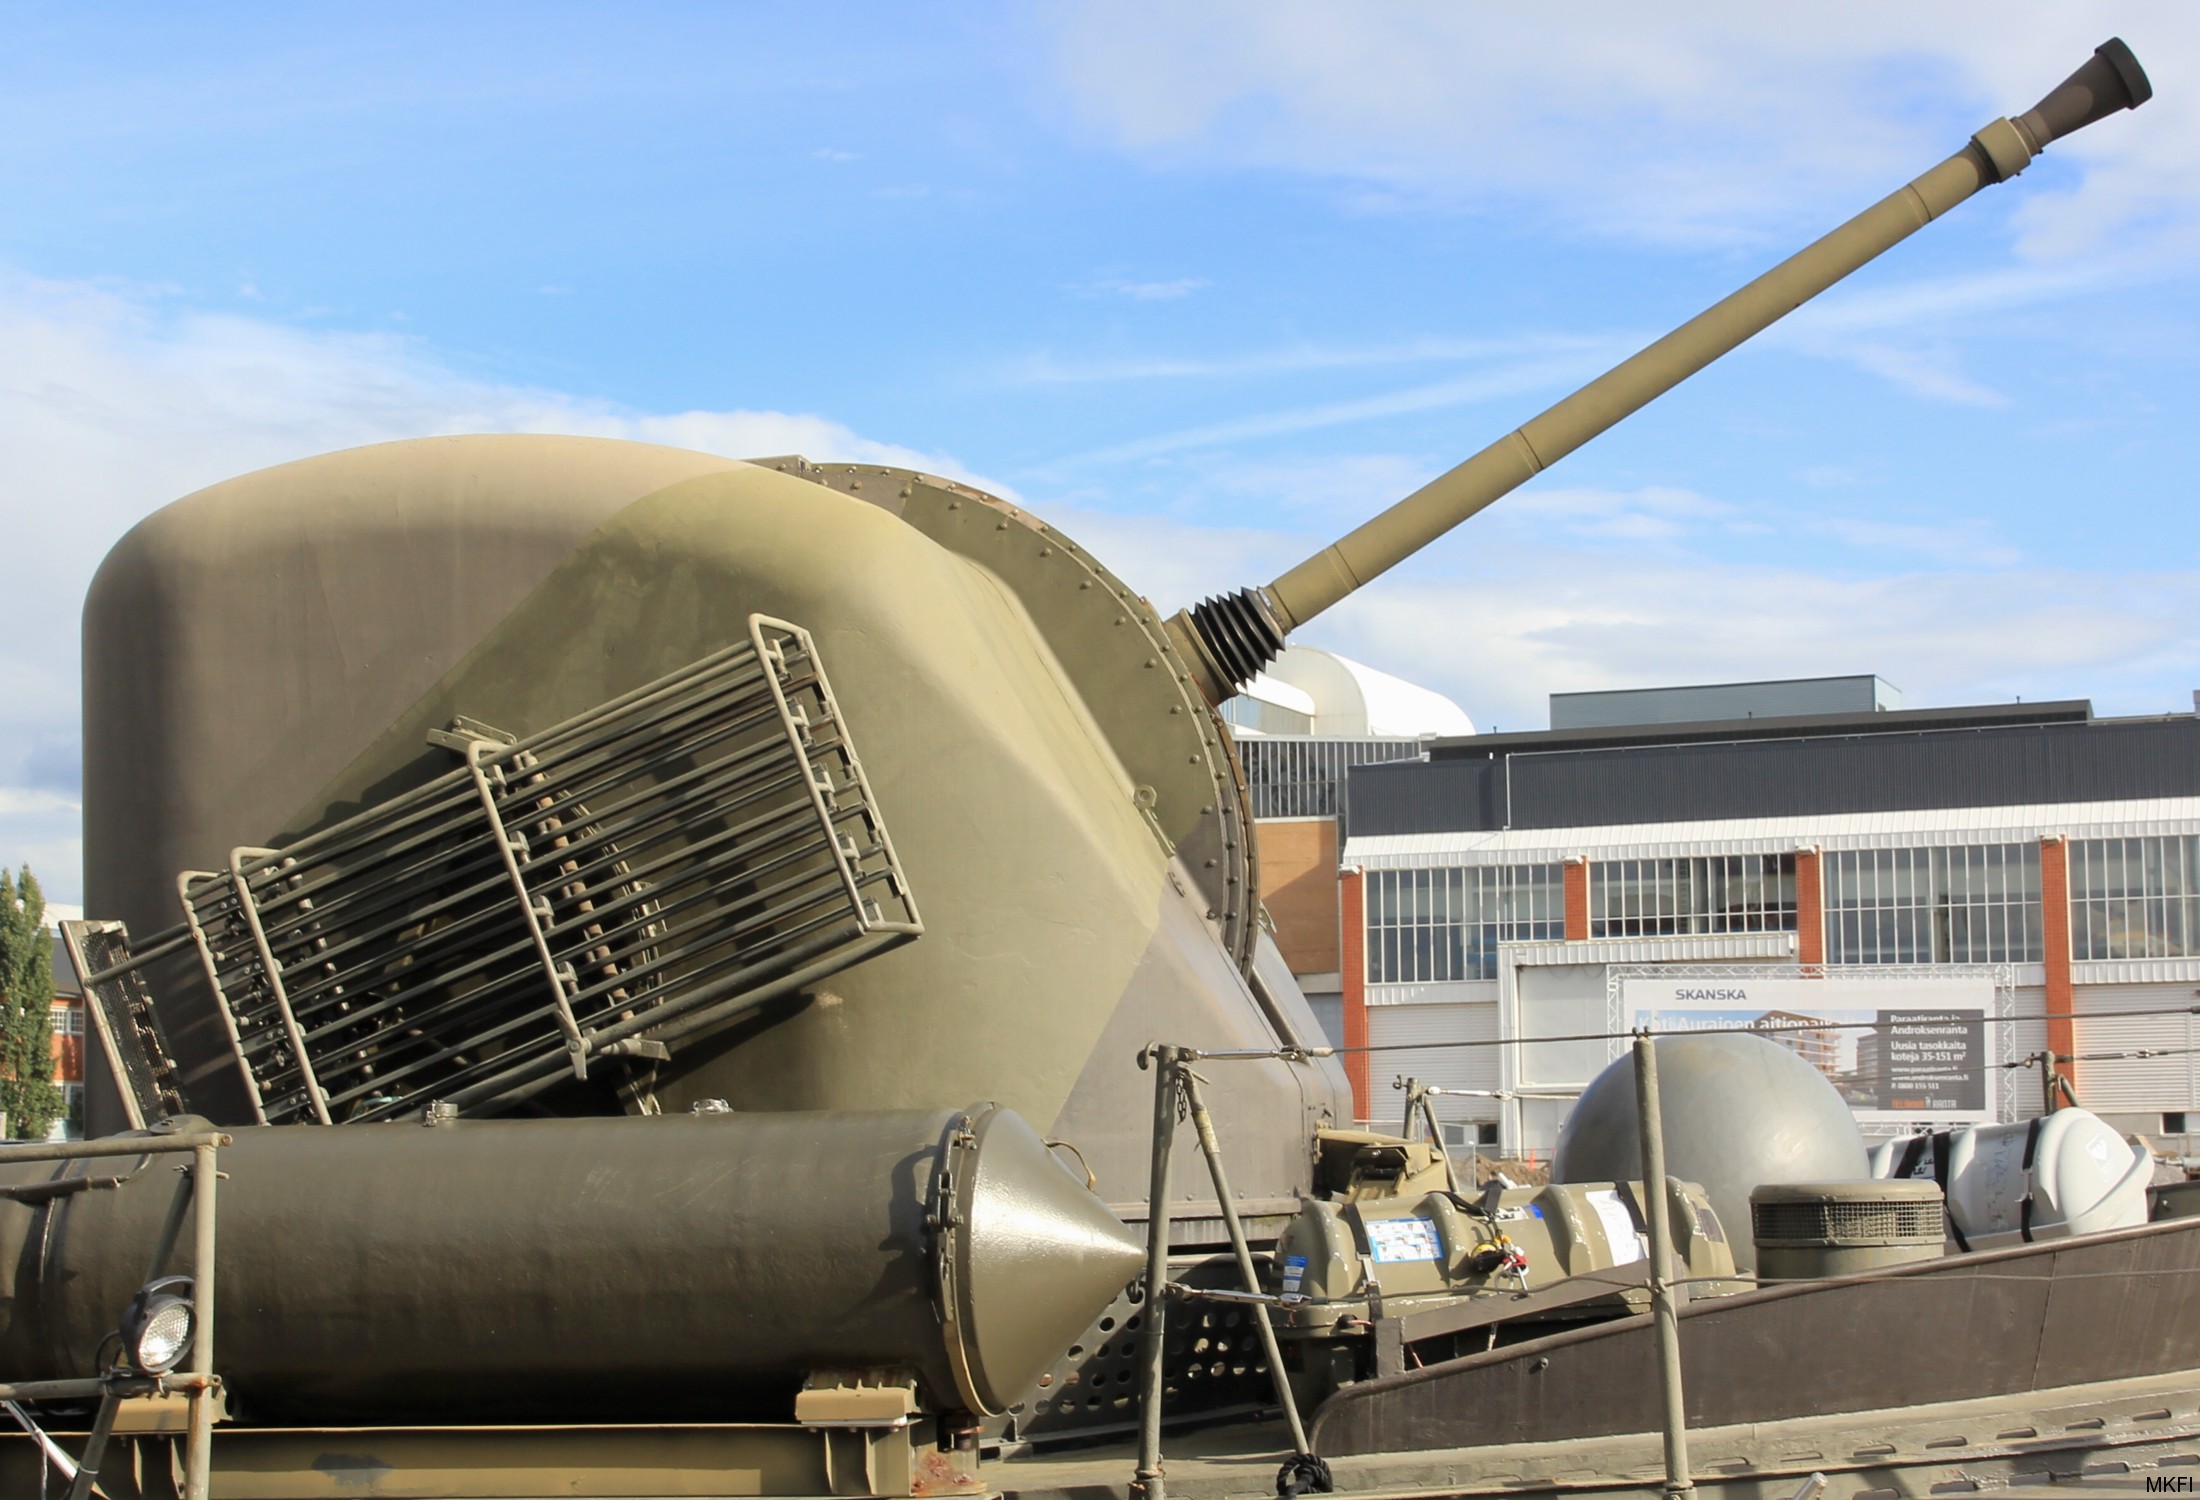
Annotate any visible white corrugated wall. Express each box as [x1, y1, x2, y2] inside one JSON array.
[[2000, 984, 2050, 1119], [2072, 981, 2200, 1118], [1366, 1002, 1500, 1128]]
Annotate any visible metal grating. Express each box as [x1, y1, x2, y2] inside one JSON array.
[[59, 919, 188, 1130], [1753, 1197, 1944, 1246], [177, 615, 920, 1125], [1232, 736, 1424, 821]]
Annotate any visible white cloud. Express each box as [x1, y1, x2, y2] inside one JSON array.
[[1012, 332, 1619, 385], [1174, 453, 1441, 528], [1038, 4, 2200, 410], [1318, 554, 2198, 735], [0, 786, 81, 908], [1761, 261, 2129, 406], [0, 267, 994, 628], [1801, 514, 2021, 569], [1026, 503, 1309, 614], [1043, 4, 2199, 255], [1505, 485, 1738, 545], [1073, 276, 1210, 301], [1037, 482, 2200, 736], [0, 790, 78, 818], [1038, 344, 1625, 470]]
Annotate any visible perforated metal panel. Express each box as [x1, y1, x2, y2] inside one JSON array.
[[1002, 1259, 1275, 1445]]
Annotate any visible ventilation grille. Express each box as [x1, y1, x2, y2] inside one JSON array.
[[1753, 1195, 1944, 1246], [178, 615, 920, 1125]]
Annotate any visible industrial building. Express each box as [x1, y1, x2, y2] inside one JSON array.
[[1238, 671, 2200, 1159], [1228, 646, 1472, 1058]]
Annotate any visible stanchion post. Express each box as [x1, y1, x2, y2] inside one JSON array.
[[1133, 1045, 1181, 1500], [1632, 1032, 1693, 1500], [61, 1393, 120, 1500], [184, 1139, 219, 1500], [1179, 1065, 1313, 1458]]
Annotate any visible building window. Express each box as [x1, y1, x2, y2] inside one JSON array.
[[2070, 836, 2200, 961], [1589, 855, 1796, 939], [1825, 844, 2042, 965], [1235, 737, 1423, 820], [54, 1083, 85, 1141], [1365, 864, 1564, 983], [49, 1003, 84, 1036]]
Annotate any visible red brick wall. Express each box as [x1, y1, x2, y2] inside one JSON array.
[[52, 1030, 83, 1084], [1563, 858, 1589, 942], [1796, 848, 1824, 966], [2040, 835, 2077, 1105], [1253, 819, 1341, 976]]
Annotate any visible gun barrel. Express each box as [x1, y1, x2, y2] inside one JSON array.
[[1170, 39, 2149, 698]]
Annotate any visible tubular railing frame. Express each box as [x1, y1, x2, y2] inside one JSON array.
[[0, 1130, 227, 1500]]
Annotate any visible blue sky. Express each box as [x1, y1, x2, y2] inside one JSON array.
[[6, 4, 2200, 905]]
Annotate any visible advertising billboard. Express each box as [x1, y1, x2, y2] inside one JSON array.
[[1620, 974, 1999, 1127]]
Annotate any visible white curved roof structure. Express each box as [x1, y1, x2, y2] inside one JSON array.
[[1238, 671, 1318, 721], [1251, 646, 1475, 738]]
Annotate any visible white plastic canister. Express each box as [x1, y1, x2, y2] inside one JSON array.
[[1870, 1107, 2151, 1253]]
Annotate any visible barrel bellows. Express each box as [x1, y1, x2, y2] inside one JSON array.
[[1186, 587, 1287, 694]]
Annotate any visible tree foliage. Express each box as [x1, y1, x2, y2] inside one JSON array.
[[0, 866, 62, 1140]]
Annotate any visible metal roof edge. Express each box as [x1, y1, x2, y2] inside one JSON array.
[[1342, 796, 2200, 865], [1412, 699, 2101, 762]]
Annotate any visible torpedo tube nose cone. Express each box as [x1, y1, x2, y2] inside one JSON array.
[[934, 1104, 1146, 1415]]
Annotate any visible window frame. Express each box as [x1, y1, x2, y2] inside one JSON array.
[[1365, 863, 1565, 983]]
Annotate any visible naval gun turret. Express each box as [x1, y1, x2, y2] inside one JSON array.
[[24, 36, 2150, 1454]]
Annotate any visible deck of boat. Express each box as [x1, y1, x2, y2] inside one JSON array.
[[995, 1368, 2200, 1499]]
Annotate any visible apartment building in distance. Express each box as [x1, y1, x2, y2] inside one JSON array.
[[50, 931, 85, 1138]]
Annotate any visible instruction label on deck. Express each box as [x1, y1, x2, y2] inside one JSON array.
[[1585, 1189, 1648, 1265], [1363, 1216, 1442, 1263]]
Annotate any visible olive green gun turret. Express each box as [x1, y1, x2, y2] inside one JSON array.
[[1168, 39, 2152, 701]]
